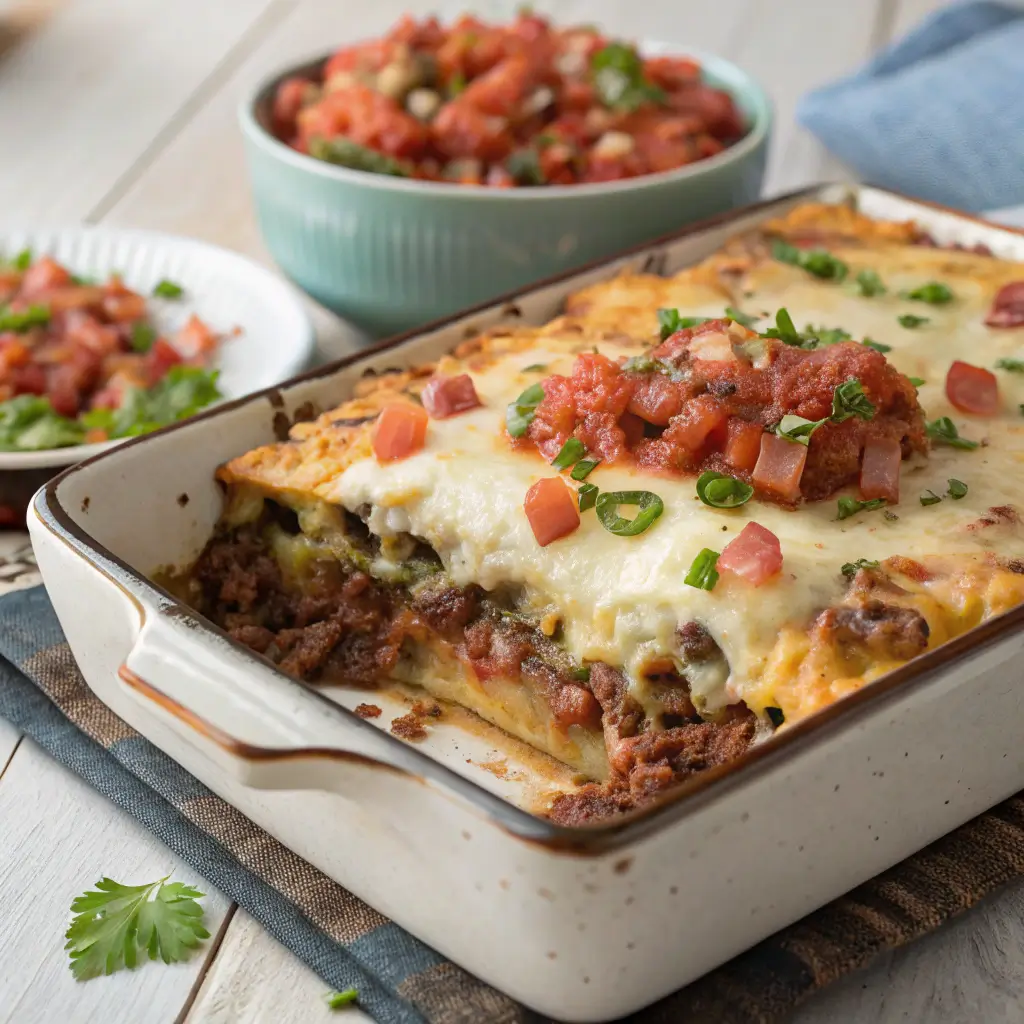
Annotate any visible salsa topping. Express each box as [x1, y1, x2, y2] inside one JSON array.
[[271, 12, 746, 187], [0, 253, 223, 451]]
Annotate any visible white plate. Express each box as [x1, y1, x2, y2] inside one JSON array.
[[0, 225, 315, 471]]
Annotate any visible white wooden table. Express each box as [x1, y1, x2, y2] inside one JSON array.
[[5, 1, 1024, 1021]]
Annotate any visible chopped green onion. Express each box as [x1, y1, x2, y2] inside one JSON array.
[[153, 278, 184, 299], [577, 483, 599, 512], [695, 470, 754, 509], [12, 248, 32, 271], [506, 382, 545, 437], [831, 379, 875, 422], [862, 338, 892, 353], [522, 363, 547, 372], [506, 148, 545, 186], [903, 281, 954, 305], [908, 377, 926, 387], [724, 306, 759, 328], [552, 437, 585, 471], [129, 322, 157, 353], [841, 558, 880, 576], [326, 988, 359, 1009], [920, 490, 943, 506], [571, 458, 600, 481], [995, 358, 1024, 373], [926, 416, 979, 450], [898, 313, 929, 329], [837, 496, 887, 521], [854, 269, 886, 297], [776, 413, 826, 445], [764, 706, 785, 728], [684, 548, 720, 590], [771, 240, 848, 281], [947, 478, 968, 499], [0, 304, 50, 332], [595, 489, 664, 537]]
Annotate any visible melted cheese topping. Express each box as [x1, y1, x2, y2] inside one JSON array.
[[220, 207, 1024, 725]]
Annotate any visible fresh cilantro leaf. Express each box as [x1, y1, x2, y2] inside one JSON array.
[[152, 279, 184, 299], [0, 304, 50, 332], [898, 313, 929, 329], [854, 269, 886, 297], [591, 42, 665, 111], [724, 306, 759, 328], [326, 988, 359, 1009], [903, 281, 954, 305], [926, 416, 979, 450], [811, 325, 852, 347], [995, 358, 1024, 373], [761, 307, 803, 345], [65, 875, 209, 980], [506, 148, 545, 186], [522, 363, 547, 372], [776, 413, 826, 446], [908, 377, 926, 387], [836, 496, 887, 521], [841, 558, 880, 576], [770, 240, 848, 281], [129, 322, 157, 353], [862, 338, 891, 353], [12, 248, 32, 271], [656, 307, 710, 339], [831, 379, 875, 422], [0, 395, 84, 451]]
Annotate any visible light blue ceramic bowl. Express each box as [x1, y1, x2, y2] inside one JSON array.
[[240, 45, 772, 338]]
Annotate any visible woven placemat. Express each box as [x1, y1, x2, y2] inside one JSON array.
[[3, 573, 1024, 1023]]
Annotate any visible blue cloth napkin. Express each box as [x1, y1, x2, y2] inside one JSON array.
[[798, 1, 1024, 212]]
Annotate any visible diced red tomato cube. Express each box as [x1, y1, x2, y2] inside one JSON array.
[[859, 437, 902, 503], [143, 338, 184, 385], [372, 403, 429, 462], [627, 374, 683, 426], [718, 522, 783, 585], [724, 418, 763, 473], [420, 374, 482, 418], [20, 256, 71, 297], [662, 395, 728, 453], [752, 433, 807, 501], [524, 477, 580, 546]]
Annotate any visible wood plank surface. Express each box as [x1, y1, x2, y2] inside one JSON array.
[[0, 740, 232, 1024]]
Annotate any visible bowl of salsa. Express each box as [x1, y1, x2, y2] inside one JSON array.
[[241, 11, 771, 336]]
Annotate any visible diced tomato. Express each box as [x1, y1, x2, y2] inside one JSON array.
[[724, 418, 763, 473], [662, 395, 728, 453], [859, 437, 902, 504], [8, 363, 47, 395], [0, 339, 31, 375], [752, 433, 807, 501], [618, 411, 645, 447], [945, 360, 1000, 416], [272, 77, 316, 134], [20, 256, 71, 296], [985, 281, 1024, 328], [430, 100, 514, 162], [551, 683, 600, 728], [101, 293, 148, 323], [420, 373, 481, 418], [143, 338, 184, 385], [46, 366, 83, 417], [718, 522, 783, 585], [627, 374, 683, 426], [174, 314, 218, 361], [524, 476, 580, 546], [40, 285, 106, 312], [67, 313, 120, 356], [372, 403, 429, 462]]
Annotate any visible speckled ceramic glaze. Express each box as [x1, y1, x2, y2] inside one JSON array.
[[239, 45, 771, 337]]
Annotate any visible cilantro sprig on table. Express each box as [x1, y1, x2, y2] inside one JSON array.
[[0, 367, 221, 452], [65, 875, 209, 980]]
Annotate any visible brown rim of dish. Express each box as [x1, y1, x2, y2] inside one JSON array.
[[32, 183, 1024, 854]]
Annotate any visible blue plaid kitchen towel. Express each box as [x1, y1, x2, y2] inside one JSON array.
[[7, 582, 1024, 1022], [799, 1, 1024, 212]]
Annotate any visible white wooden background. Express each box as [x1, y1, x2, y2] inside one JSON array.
[[5, 1, 1024, 1022]]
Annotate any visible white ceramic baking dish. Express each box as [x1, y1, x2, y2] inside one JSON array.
[[28, 184, 1024, 1022]]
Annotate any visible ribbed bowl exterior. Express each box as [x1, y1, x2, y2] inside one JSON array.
[[241, 49, 771, 338]]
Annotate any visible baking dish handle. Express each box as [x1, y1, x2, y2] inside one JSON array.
[[118, 612, 418, 793]]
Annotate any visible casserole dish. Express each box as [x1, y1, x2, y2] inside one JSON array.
[[29, 184, 1024, 1022]]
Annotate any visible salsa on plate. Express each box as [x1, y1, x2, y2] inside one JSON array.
[[271, 11, 746, 187], [0, 251, 226, 452]]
